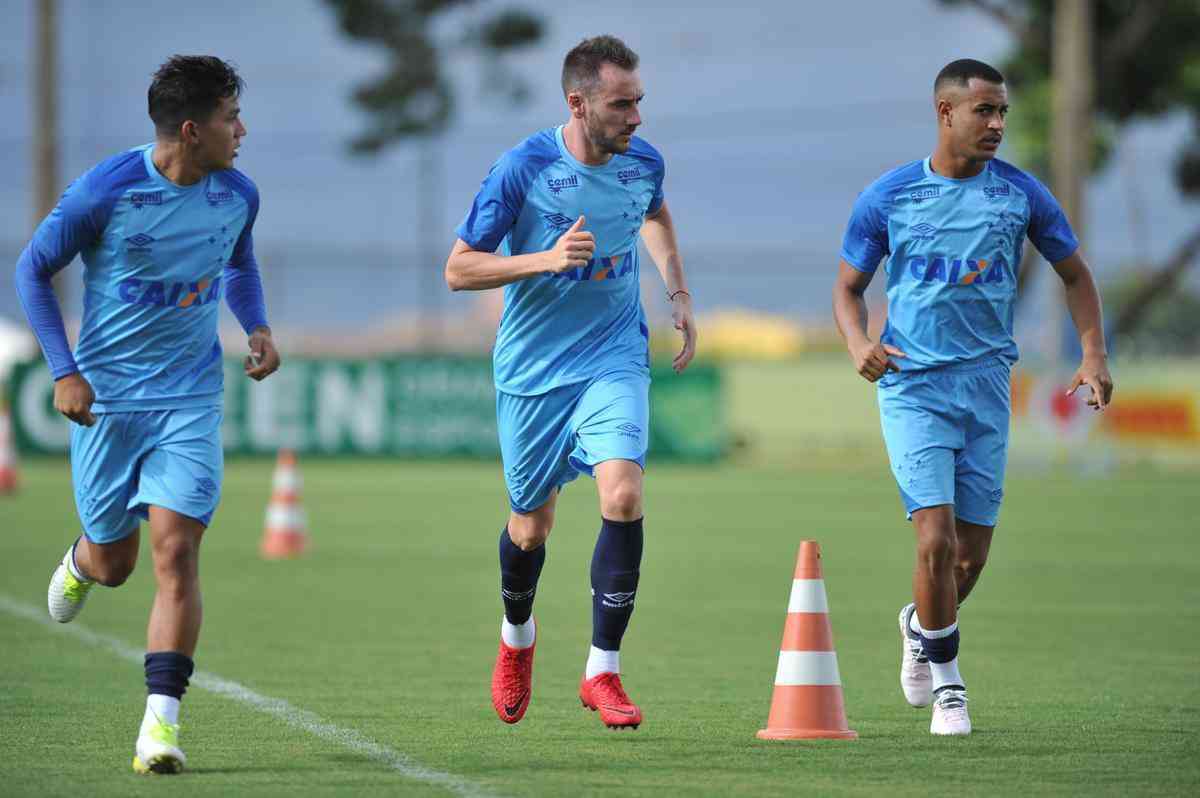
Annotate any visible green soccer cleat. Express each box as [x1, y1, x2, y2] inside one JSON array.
[[133, 718, 186, 775], [47, 548, 94, 623]]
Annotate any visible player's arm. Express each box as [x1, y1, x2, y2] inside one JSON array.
[[641, 201, 695, 373], [444, 215, 595, 291], [832, 259, 906, 382], [14, 177, 104, 426], [1052, 250, 1113, 409], [223, 188, 280, 382]]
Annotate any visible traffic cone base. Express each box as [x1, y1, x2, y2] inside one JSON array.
[[0, 402, 18, 495], [757, 540, 856, 741]]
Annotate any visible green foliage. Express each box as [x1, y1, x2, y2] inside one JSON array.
[[323, 0, 543, 152], [1107, 272, 1200, 356], [940, 0, 1200, 194]]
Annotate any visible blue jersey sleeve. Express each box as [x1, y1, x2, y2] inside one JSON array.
[[14, 175, 111, 378], [840, 188, 889, 273], [1023, 175, 1079, 263], [455, 152, 536, 253], [222, 170, 269, 334]]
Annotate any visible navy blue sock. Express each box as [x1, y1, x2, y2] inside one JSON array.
[[499, 527, 545, 625], [144, 652, 195, 699], [919, 628, 960, 664], [591, 517, 644, 651]]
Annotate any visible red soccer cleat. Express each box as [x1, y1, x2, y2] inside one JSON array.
[[579, 672, 642, 729], [491, 638, 536, 724]]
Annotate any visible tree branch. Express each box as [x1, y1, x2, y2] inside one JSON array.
[[1112, 221, 1200, 338]]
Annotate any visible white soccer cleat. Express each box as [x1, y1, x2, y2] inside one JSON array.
[[47, 548, 94, 623], [930, 688, 971, 736], [133, 718, 186, 775], [898, 603, 932, 707]]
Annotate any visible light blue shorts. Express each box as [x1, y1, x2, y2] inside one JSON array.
[[70, 407, 223, 543], [877, 358, 1011, 527], [497, 368, 650, 514]]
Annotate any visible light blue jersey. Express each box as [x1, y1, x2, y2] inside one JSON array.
[[18, 143, 265, 411], [841, 157, 1078, 371], [456, 125, 665, 396]]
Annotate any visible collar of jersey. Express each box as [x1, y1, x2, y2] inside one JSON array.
[[921, 155, 991, 186], [141, 144, 208, 194], [554, 125, 625, 174]]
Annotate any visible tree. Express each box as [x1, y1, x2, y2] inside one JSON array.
[[941, 0, 1200, 336], [322, 0, 544, 153]]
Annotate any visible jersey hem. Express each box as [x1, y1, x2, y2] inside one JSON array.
[[91, 393, 223, 413]]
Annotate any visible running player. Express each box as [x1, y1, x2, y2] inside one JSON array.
[[15, 55, 279, 771], [832, 58, 1113, 735], [445, 35, 696, 730]]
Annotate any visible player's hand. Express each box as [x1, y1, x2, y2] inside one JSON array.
[[244, 327, 281, 381], [545, 215, 595, 273], [671, 292, 696, 373], [54, 372, 96, 426], [1066, 353, 1113, 411], [850, 340, 906, 382]]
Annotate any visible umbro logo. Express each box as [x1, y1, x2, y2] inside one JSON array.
[[601, 591, 636, 608], [542, 212, 574, 231], [616, 422, 641, 440], [911, 222, 937, 240], [125, 233, 155, 250], [501, 587, 536, 602], [195, 477, 217, 498]]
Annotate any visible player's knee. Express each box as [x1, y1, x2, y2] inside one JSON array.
[[508, 519, 552, 550], [600, 482, 642, 521], [956, 552, 988, 581], [92, 558, 136, 587], [152, 535, 200, 579], [916, 532, 955, 572]]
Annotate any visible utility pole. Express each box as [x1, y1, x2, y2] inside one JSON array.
[[1042, 0, 1093, 363], [33, 0, 60, 227]]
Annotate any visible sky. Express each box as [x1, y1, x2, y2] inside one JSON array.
[[0, 0, 1195, 330]]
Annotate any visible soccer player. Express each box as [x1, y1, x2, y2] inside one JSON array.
[[14, 56, 279, 772], [445, 35, 696, 730], [832, 59, 1113, 735]]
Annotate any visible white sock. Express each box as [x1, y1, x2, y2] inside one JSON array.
[[500, 617, 535, 649], [930, 658, 964, 693], [142, 694, 181, 730], [67, 540, 91, 582], [908, 607, 922, 637], [585, 645, 619, 679]]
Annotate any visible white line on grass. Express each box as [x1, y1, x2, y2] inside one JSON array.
[[0, 594, 497, 798]]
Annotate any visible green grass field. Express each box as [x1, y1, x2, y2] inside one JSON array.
[[2, 452, 1198, 796]]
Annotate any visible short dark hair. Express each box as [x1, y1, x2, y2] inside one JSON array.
[[934, 58, 1005, 94], [561, 35, 639, 97], [148, 55, 244, 136]]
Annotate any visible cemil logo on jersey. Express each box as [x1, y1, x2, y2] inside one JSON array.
[[908, 255, 1006, 285], [546, 174, 579, 195], [205, 189, 234, 206], [617, 166, 642, 185], [117, 277, 222, 307], [983, 184, 1011, 199], [910, 187, 940, 203], [129, 191, 163, 209]]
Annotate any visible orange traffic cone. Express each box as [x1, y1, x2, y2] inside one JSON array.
[[0, 396, 18, 495], [260, 449, 309, 558], [757, 540, 856, 740]]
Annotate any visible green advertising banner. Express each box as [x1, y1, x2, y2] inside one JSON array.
[[7, 357, 726, 461]]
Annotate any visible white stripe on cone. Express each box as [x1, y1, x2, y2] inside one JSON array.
[[786, 579, 829, 614], [773, 650, 843, 686], [273, 470, 301, 492], [266, 505, 306, 529]]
